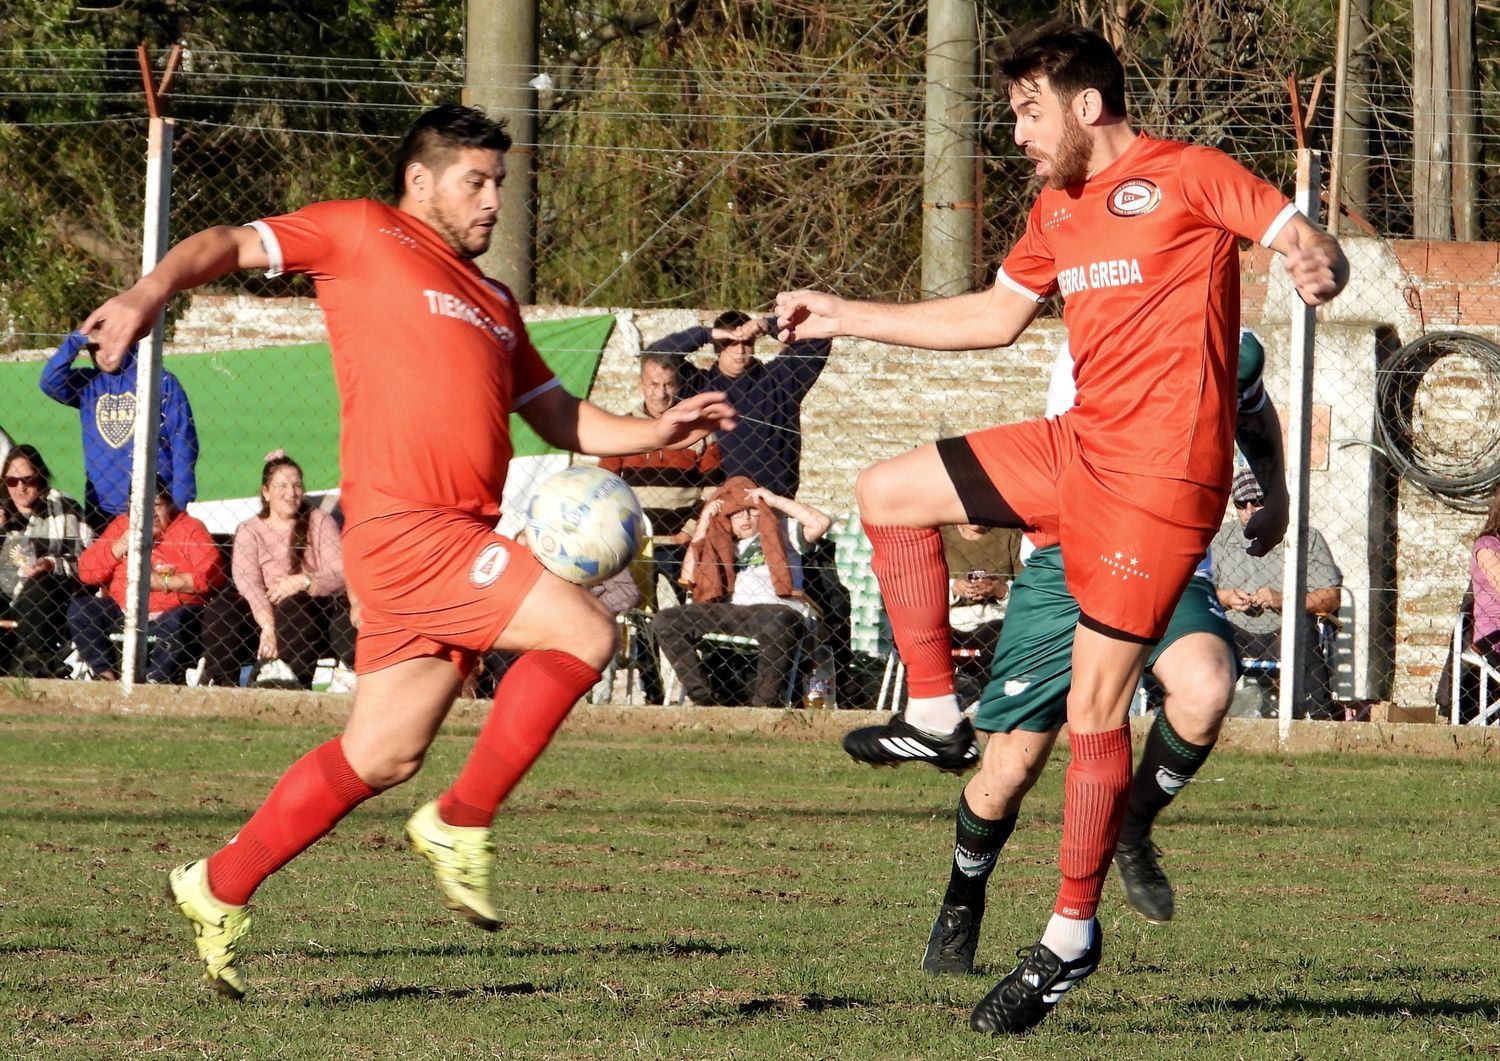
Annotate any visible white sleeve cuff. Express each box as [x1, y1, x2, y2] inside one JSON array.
[[511, 376, 562, 411], [996, 267, 1046, 304], [246, 221, 283, 278], [1259, 203, 1301, 248]]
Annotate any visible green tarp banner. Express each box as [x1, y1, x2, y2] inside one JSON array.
[[0, 314, 614, 502]]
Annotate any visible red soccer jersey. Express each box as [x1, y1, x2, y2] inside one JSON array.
[[999, 133, 1297, 487], [250, 199, 559, 527]]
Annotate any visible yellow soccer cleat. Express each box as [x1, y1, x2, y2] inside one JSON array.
[[165, 860, 251, 999], [405, 800, 500, 931]]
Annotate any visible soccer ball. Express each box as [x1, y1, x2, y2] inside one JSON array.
[[524, 466, 645, 586]]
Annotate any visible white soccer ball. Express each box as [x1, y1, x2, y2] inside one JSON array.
[[524, 466, 645, 586]]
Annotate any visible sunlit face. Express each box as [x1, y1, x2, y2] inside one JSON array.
[[4, 456, 41, 513], [152, 494, 175, 537], [1010, 76, 1093, 190], [409, 147, 505, 259], [86, 340, 126, 374], [716, 338, 757, 379], [640, 361, 680, 418], [729, 506, 760, 541], [263, 465, 306, 521]]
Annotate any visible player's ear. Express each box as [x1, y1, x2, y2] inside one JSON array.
[[1075, 88, 1103, 126], [405, 161, 429, 203]]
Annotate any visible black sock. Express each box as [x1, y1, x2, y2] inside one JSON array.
[[941, 791, 1016, 913], [1118, 710, 1215, 849]]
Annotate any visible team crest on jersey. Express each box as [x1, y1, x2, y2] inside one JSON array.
[[1107, 179, 1161, 217], [94, 391, 136, 449], [469, 541, 511, 587]]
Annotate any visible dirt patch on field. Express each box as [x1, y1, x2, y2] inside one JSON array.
[[2, 677, 1498, 759]]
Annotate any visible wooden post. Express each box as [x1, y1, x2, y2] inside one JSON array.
[[1412, 0, 1453, 239], [921, 0, 978, 298], [1450, 0, 1477, 240]]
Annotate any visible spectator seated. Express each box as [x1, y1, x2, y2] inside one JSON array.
[[0, 444, 93, 677], [69, 479, 226, 683], [198, 452, 354, 690], [655, 476, 832, 706]]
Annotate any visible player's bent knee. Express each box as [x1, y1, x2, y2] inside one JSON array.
[[349, 749, 426, 792]]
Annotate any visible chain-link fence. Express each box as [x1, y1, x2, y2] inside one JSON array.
[[2, 44, 1499, 724]]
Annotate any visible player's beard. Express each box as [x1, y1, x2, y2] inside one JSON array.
[[427, 199, 492, 260], [1044, 110, 1093, 190]]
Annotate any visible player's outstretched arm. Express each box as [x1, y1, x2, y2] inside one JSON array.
[[1271, 215, 1349, 306], [81, 226, 269, 363], [774, 283, 1040, 352], [520, 388, 738, 458]]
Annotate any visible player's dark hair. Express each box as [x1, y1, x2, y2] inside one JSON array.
[[259, 453, 311, 574], [639, 351, 682, 375], [1480, 483, 1500, 542], [0, 444, 52, 528], [999, 21, 1127, 121], [392, 104, 513, 200]]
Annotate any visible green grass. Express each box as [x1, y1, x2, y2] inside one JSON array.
[[2, 707, 1498, 1060]]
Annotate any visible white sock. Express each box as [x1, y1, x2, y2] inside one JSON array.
[[904, 694, 963, 737], [1040, 913, 1096, 961]]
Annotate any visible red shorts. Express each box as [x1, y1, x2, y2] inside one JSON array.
[[342, 508, 544, 675], [950, 416, 1226, 642]]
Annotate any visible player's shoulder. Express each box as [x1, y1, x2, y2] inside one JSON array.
[[277, 197, 384, 228]]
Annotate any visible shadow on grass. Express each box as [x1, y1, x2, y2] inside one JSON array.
[[735, 994, 868, 1017], [1185, 995, 1500, 1020], [315, 937, 740, 961], [328, 980, 545, 1004]]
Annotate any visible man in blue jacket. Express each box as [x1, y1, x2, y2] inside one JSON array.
[[39, 331, 199, 532], [649, 311, 829, 500]]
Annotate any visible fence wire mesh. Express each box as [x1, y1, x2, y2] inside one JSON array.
[[1, 41, 1498, 723]]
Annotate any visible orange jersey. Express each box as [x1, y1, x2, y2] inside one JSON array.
[[999, 133, 1297, 487], [249, 199, 559, 528]]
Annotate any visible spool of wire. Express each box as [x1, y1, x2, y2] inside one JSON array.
[[1375, 330, 1500, 513]]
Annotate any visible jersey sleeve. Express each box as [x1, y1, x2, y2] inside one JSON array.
[[510, 327, 560, 410], [996, 200, 1058, 302], [1179, 146, 1299, 248], [248, 199, 368, 281]]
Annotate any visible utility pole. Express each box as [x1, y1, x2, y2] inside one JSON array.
[[921, 0, 978, 298], [466, 0, 538, 300], [1412, 0, 1453, 239]]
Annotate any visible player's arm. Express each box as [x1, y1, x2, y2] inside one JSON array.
[[1235, 397, 1289, 557], [81, 226, 270, 363], [774, 281, 1041, 351], [519, 386, 738, 457], [1268, 214, 1348, 306]]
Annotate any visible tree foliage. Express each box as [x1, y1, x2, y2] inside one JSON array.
[[1, 0, 1494, 344]]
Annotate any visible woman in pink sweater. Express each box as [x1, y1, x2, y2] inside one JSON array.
[[200, 452, 354, 688]]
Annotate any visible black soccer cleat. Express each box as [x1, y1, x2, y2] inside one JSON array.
[[922, 903, 981, 976], [1114, 838, 1175, 923], [841, 716, 980, 774], [969, 921, 1101, 1035]]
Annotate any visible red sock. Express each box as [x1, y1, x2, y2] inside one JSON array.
[[1055, 724, 1132, 920], [438, 650, 601, 828], [863, 522, 954, 697], [206, 738, 376, 906]]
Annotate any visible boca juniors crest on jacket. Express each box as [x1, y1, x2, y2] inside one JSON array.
[[39, 330, 200, 516]]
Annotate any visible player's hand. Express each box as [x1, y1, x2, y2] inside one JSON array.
[[1242, 493, 1288, 556], [1283, 225, 1347, 306], [1219, 587, 1253, 612], [774, 290, 844, 342], [80, 281, 170, 364], [653, 391, 737, 450]]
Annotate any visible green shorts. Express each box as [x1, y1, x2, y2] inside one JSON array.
[[972, 544, 1236, 734]]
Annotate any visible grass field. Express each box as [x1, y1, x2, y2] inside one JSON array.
[[3, 699, 1498, 1060]]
